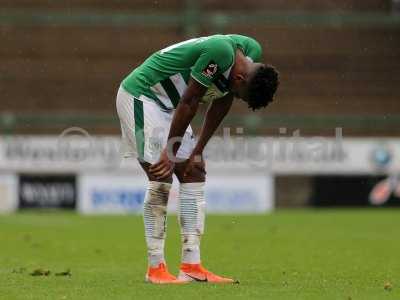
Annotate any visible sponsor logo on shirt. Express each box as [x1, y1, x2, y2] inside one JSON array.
[[202, 61, 218, 78]]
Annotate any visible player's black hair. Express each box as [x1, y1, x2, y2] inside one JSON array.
[[247, 65, 279, 111]]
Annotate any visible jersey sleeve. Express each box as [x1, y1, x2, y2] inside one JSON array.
[[190, 39, 235, 87], [228, 34, 262, 63], [244, 37, 262, 62]]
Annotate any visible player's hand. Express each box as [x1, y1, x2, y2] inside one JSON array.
[[183, 153, 206, 178], [149, 148, 175, 180]]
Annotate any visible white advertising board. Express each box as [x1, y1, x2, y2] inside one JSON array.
[[77, 173, 146, 214], [0, 174, 18, 213], [78, 172, 273, 214], [0, 135, 399, 175], [205, 137, 400, 175], [0, 135, 121, 173]]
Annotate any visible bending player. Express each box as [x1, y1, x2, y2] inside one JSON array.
[[116, 34, 279, 284]]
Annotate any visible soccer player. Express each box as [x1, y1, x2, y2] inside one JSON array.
[[116, 34, 279, 284]]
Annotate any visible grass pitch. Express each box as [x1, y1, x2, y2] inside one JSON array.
[[0, 209, 399, 300]]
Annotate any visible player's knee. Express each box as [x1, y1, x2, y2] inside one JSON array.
[[183, 167, 206, 183], [139, 161, 173, 183]]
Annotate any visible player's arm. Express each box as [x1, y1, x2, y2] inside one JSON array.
[[166, 79, 207, 156], [182, 93, 233, 177], [149, 79, 207, 179], [192, 93, 233, 158]]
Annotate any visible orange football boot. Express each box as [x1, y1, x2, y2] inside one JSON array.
[[178, 263, 239, 284], [145, 263, 186, 284]]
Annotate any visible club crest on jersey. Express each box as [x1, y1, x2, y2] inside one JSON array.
[[202, 61, 218, 78]]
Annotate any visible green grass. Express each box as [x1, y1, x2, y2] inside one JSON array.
[[0, 209, 399, 300]]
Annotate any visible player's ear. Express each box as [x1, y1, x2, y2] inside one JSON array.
[[232, 73, 246, 87], [233, 73, 246, 82]]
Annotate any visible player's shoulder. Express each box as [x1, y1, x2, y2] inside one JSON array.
[[227, 34, 259, 42], [227, 34, 262, 49], [199, 34, 236, 56], [201, 34, 234, 46]]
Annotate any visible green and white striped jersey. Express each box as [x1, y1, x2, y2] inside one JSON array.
[[121, 34, 262, 111]]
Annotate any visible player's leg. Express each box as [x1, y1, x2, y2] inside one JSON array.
[[116, 87, 183, 284], [174, 160, 205, 266], [138, 162, 182, 283], [173, 131, 237, 284], [140, 163, 172, 267]]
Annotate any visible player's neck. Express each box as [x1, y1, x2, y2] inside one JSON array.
[[234, 50, 250, 75], [229, 51, 250, 89]]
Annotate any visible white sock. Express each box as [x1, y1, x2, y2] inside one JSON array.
[[143, 181, 171, 267], [181, 234, 201, 264], [179, 182, 206, 264]]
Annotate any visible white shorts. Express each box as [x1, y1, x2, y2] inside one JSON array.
[[116, 86, 195, 164]]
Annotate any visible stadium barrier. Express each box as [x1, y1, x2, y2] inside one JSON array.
[[0, 174, 18, 213], [0, 135, 399, 213], [1, 134, 398, 174], [78, 172, 273, 215]]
